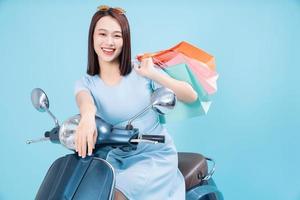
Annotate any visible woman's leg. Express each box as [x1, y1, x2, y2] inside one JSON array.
[[114, 189, 128, 200]]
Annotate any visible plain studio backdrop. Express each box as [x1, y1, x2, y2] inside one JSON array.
[[0, 0, 299, 199]]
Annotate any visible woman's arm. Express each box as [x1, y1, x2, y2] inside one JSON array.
[[76, 90, 97, 117], [75, 91, 97, 158], [135, 58, 198, 103]]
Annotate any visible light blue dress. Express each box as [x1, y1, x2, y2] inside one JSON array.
[[74, 68, 185, 200]]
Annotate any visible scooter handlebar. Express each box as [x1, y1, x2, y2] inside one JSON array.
[[140, 135, 165, 143]]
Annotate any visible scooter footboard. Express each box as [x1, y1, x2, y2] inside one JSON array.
[[36, 154, 115, 200]]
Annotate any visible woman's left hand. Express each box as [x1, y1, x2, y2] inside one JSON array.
[[134, 57, 156, 79], [134, 55, 198, 103]]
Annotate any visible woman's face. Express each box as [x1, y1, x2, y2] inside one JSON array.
[[93, 16, 123, 63]]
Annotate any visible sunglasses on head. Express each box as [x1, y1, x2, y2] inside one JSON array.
[[97, 5, 126, 15]]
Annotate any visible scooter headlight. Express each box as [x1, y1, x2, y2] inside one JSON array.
[[59, 114, 81, 150]]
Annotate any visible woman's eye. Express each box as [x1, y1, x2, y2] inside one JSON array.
[[99, 33, 106, 36], [114, 35, 122, 38]]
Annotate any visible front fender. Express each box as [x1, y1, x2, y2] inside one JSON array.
[[35, 154, 115, 200]]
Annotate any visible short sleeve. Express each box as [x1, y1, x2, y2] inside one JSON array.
[[74, 75, 92, 96], [150, 67, 169, 91]]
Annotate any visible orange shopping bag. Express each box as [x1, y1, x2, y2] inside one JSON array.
[[137, 41, 216, 70]]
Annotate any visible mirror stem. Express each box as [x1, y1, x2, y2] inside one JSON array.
[[44, 104, 59, 127], [127, 104, 152, 129]]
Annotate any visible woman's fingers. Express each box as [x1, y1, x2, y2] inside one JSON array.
[[87, 134, 94, 156], [75, 127, 83, 156], [75, 122, 96, 158], [74, 129, 78, 152], [81, 135, 87, 158], [141, 57, 152, 65], [93, 130, 97, 148], [132, 60, 140, 69], [78, 133, 82, 157]]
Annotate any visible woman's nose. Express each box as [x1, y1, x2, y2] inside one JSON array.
[[106, 36, 114, 46]]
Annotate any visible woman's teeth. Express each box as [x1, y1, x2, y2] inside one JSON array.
[[102, 48, 115, 55]]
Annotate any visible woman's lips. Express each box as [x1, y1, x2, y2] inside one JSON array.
[[101, 47, 115, 56]]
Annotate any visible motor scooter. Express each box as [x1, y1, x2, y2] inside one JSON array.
[[27, 87, 223, 200]]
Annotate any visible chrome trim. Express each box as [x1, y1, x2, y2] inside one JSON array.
[[130, 138, 158, 144], [202, 157, 216, 181], [127, 105, 152, 128], [93, 157, 116, 200], [45, 105, 60, 127]]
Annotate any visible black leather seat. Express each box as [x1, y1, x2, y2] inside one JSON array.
[[178, 152, 208, 191]]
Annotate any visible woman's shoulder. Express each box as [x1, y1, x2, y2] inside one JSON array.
[[79, 73, 98, 84], [74, 74, 99, 90]]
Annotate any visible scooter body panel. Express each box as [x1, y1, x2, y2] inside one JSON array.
[[186, 178, 223, 200], [35, 154, 115, 200]]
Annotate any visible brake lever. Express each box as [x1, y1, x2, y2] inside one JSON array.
[[26, 136, 50, 144]]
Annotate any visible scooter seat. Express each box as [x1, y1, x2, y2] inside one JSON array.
[[178, 152, 208, 191]]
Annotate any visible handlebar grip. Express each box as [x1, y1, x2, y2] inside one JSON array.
[[141, 135, 165, 143]]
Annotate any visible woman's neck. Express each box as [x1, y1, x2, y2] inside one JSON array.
[[99, 59, 120, 77], [98, 59, 122, 86]]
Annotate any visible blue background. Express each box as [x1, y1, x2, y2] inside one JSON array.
[[0, 0, 299, 199]]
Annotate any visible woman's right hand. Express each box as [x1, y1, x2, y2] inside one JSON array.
[[75, 114, 98, 158]]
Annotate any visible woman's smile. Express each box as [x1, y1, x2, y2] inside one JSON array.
[[101, 47, 116, 56]]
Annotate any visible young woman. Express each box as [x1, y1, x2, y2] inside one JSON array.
[[74, 5, 198, 200]]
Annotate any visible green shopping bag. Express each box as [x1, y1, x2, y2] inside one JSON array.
[[159, 63, 212, 123]]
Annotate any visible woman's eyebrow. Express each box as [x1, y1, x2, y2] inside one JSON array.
[[96, 29, 122, 34]]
